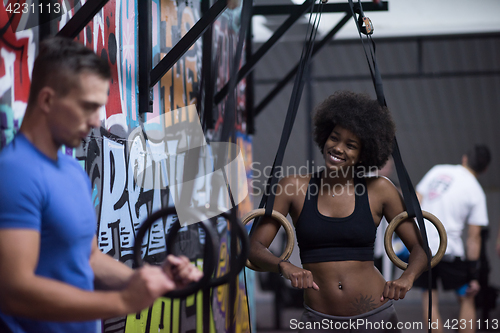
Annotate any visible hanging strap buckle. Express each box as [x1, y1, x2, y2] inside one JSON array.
[[359, 15, 374, 35], [352, 2, 374, 35]]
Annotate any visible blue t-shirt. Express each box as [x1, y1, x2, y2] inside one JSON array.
[[0, 134, 97, 333]]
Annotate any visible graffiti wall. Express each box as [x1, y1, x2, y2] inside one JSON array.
[[0, 0, 35, 147], [0, 0, 254, 332]]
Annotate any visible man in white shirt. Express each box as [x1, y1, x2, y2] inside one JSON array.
[[414, 145, 491, 333]]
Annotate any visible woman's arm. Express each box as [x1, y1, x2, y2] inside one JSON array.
[[374, 177, 427, 301], [249, 176, 318, 290]]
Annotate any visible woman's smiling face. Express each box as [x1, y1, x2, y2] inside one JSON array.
[[323, 125, 362, 172]]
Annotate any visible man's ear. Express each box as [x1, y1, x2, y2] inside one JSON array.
[[37, 87, 55, 114]]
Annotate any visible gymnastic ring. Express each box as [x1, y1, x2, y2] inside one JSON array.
[[384, 211, 447, 270], [241, 208, 295, 272], [133, 207, 218, 299], [167, 210, 249, 288]]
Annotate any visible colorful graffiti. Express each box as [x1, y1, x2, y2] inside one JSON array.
[[78, 127, 254, 332], [211, 9, 247, 136], [0, 1, 35, 149], [0, 0, 253, 332], [63, 0, 138, 130], [156, 0, 201, 119]]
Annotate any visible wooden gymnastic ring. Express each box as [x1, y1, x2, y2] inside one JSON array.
[[384, 211, 447, 270], [242, 208, 295, 272]]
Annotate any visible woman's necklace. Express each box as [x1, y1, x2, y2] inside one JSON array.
[[324, 179, 355, 198]]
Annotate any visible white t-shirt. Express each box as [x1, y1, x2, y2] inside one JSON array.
[[416, 164, 488, 258]]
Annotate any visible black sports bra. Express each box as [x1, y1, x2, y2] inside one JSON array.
[[295, 172, 376, 264]]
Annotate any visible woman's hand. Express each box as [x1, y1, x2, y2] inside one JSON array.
[[381, 276, 413, 301], [280, 262, 319, 290]]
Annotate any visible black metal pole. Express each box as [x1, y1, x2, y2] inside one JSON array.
[[201, 0, 215, 131], [138, 0, 152, 114], [57, 0, 110, 39], [39, 0, 54, 41], [252, 1, 387, 16]]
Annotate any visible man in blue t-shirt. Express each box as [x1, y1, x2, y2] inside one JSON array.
[[0, 37, 202, 333]]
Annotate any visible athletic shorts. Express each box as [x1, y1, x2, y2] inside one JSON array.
[[413, 256, 468, 291], [297, 301, 401, 332]]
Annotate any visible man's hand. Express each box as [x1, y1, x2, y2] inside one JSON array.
[[465, 280, 480, 297], [119, 256, 202, 314], [119, 264, 176, 314], [163, 255, 203, 289]]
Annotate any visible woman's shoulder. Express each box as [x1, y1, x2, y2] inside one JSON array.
[[276, 174, 314, 199], [364, 175, 398, 194], [279, 173, 313, 186]]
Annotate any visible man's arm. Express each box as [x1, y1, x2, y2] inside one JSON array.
[[0, 229, 175, 321], [466, 225, 482, 261], [90, 236, 134, 290], [464, 224, 482, 296], [90, 236, 203, 291]]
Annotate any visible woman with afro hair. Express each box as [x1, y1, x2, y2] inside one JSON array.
[[249, 91, 427, 332]]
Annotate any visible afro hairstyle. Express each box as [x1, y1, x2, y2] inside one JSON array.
[[313, 91, 395, 169]]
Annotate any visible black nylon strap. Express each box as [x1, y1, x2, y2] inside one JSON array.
[[347, 1, 433, 331], [264, 1, 322, 217], [202, 286, 211, 333], [248, 0, 322, 234]]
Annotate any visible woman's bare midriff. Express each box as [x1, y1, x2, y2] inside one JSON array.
[[303, 260, 388, 316]]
